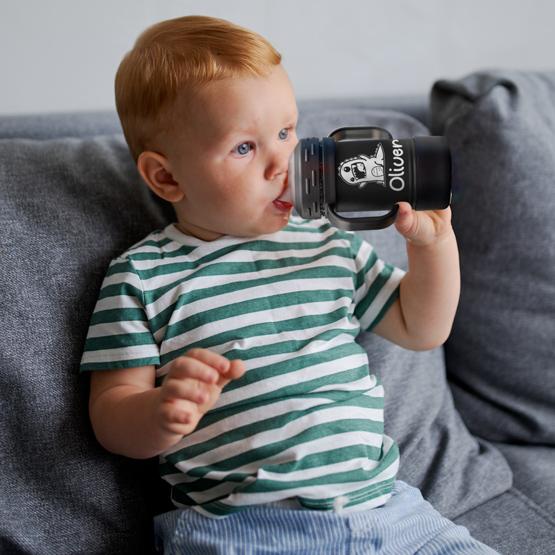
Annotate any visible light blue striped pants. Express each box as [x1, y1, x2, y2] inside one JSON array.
[[153, 481, 499, 554]]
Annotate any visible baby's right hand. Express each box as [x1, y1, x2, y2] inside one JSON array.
[[156, 348, 245, 437]]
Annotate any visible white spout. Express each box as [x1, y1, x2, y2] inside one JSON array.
[[278, 182, 292, 203]]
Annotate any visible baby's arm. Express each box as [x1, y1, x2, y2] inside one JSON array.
[[88, 348, 245, 459], [373, 202, 460, 351]]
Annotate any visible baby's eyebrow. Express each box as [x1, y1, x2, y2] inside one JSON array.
[[223, 125, 256, 138], [221, 114, 298, 141]]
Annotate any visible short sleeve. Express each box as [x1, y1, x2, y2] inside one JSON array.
[[79, 256, 160, 372], [349, 233, 406, 332]]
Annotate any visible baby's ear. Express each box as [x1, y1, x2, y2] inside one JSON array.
[[136, 151, 184, 202]]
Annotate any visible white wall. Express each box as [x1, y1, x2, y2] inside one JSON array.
[[1, 0, 554, 115]]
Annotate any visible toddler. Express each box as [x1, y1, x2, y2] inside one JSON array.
[[81, 15, 498, 554]]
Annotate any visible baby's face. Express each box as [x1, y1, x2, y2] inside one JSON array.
[[164, 64, 299, 240]]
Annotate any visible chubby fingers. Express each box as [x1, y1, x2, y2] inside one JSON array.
[[167, 349, 230, 384], [159, 355, 245, 431], [182, 349, 246, 386], [161, 372, 213, 405], [185, 348, 231, 375], [159, 358, 221, 430], [161, 349, 243, 400]]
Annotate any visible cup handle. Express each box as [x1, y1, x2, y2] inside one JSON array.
[[325, 205, 399, 231]]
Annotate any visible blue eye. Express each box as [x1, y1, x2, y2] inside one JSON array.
[[279, 128, 289, 140], [234, 142, 253, 156]]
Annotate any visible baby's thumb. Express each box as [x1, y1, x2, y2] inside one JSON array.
[[217, 359, 246, 387], [394, 202, 416, 239], [227, 359, 246, 380]]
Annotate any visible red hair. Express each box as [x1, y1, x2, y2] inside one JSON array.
[[115, 15, 281, 160]]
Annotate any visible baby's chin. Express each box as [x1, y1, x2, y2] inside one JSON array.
[[193, 207, 292, 239], [232, 213, 291, 238]]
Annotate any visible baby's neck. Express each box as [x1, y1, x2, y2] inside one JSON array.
[[175, 221, 223, 242]]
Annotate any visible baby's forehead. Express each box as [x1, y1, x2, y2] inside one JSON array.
[[186, 104, 296, 141], [173, 69, 297, 139]]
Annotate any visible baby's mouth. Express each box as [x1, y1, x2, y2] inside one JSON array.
[[273, 179, 293, 211]]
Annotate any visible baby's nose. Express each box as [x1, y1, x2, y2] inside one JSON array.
[[265, 158, 289, 181]]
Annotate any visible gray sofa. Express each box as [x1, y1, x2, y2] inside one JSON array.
[[1, 69, 554, 554]]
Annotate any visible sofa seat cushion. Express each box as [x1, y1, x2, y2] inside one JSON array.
[[454, 487, 555, 554], [494, 443, 555, 517]]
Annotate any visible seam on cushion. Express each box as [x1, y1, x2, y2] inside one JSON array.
[[509, 487, 555, 528], [456, 487, 555, 529]]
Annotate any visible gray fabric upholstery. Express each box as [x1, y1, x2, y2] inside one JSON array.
[[0, 110, 123, 140], [0, 96, 430, 141], [298, 96, 431, 128], [0, 136, 173, 554], [0, 84, 553, 553], [494, 444, 555, 517], [454, 486, 555, 553], [430, 71, 555, 444]]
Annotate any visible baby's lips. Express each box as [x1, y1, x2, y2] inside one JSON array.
[[277, 183, 292, 204]]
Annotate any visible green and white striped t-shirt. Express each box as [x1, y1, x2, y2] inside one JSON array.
[[80, 216, 406, 518]]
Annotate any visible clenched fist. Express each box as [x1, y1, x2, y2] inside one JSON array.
[[156, 348, 246, 437]]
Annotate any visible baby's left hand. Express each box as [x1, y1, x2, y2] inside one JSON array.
[[394, 201, 453, 247]]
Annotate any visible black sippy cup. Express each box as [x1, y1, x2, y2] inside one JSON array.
[[286, 126, 452, 231]]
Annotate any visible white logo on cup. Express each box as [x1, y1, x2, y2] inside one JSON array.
[[338, 140, 406, 192], [338, 144, 385, 188]]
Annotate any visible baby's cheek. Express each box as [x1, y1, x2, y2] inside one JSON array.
[[224, 189, 255, 211]]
